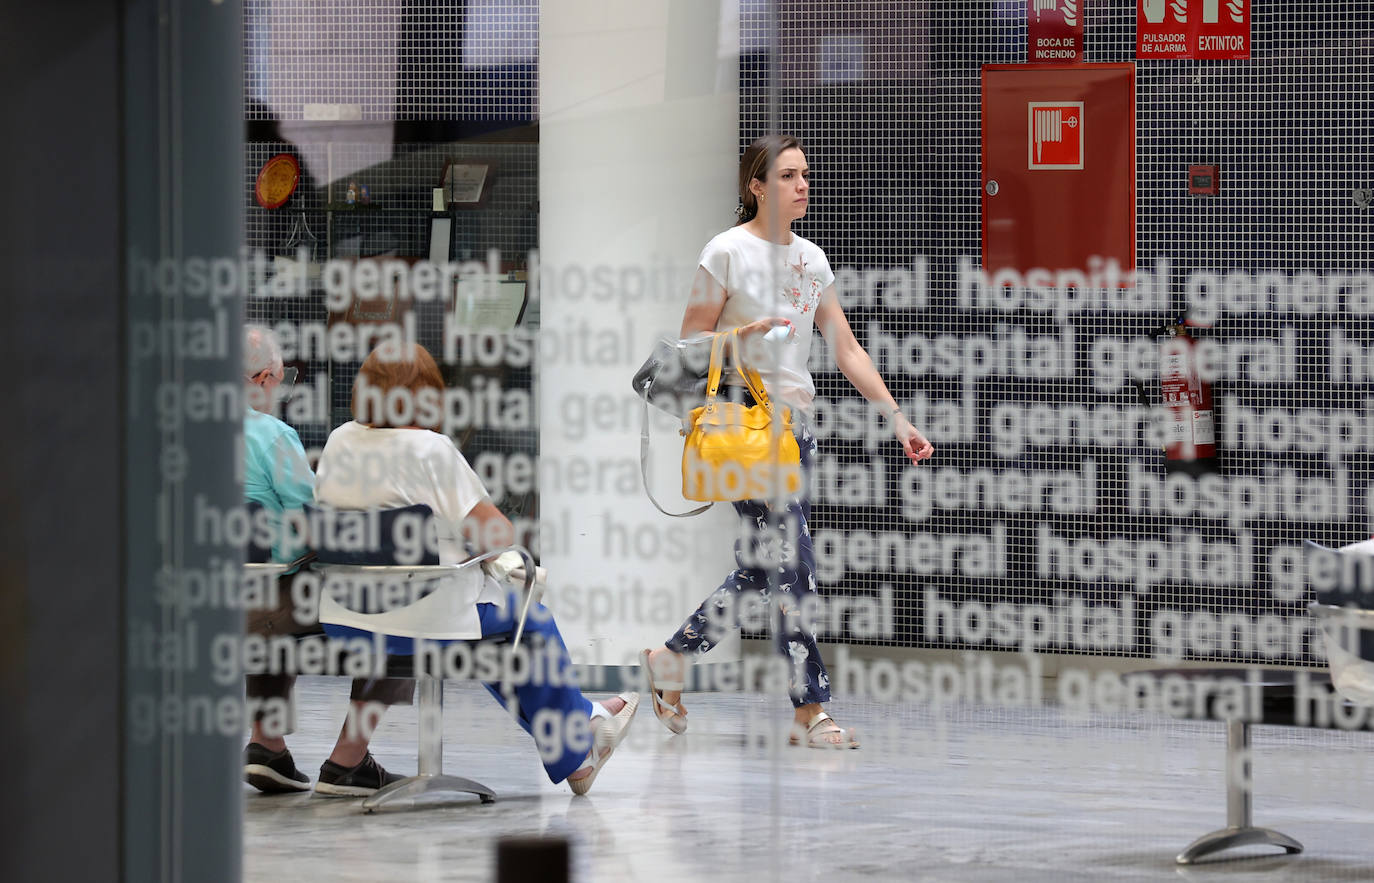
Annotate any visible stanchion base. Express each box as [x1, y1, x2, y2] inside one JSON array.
[[360, 773, 497, 813], [1176, 826, 1303, 865]]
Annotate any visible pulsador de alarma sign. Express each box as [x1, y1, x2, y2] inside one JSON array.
[[1137, 0, 1250, 60]]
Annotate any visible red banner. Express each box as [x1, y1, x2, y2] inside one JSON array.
[[1137, 0, 1250, 60], [1028, 0, 1083, 64]]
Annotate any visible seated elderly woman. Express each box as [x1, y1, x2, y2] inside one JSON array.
[[240, 325, 416, 797], [313, 342, 638, 794]]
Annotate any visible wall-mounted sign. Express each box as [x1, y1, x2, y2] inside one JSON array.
[[1028, 101, 1084, 170], [1137, 0, 1250, 60], [441, 162, 491, 207], [1027, 0, 1082, 64]]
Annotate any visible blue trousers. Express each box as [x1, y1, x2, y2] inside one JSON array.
[[665, 424, 831, 706], [475, 599, 595, 783]]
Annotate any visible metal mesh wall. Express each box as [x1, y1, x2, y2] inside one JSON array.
[[239, 0, 1374, 664], [243, 140, 536, 454], [741, 0, 1374, 664], [243, 2, 540, 527], [245, 0, 537, 121]]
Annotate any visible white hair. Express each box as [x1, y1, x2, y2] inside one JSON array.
[[243, 324, 282, 378]]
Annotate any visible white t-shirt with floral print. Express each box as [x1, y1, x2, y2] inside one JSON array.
[[699, 224, 835, 413]]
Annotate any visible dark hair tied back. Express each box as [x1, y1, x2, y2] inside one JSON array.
[[736, 134, 803, 225]]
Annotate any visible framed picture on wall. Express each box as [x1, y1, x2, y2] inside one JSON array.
[[325, 257, 416, 327], [452, 272, 527, 331], [441, 161, 491, 207]]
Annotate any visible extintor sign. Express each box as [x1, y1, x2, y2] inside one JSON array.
[[1027, 0, 1082, 63]]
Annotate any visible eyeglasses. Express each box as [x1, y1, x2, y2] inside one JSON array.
[[279, 366, 299, 403], [247, 365, 297, 384], [246, 366, 299, 400]]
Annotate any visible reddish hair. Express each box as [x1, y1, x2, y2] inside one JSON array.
[[352, 343, 444, 427]]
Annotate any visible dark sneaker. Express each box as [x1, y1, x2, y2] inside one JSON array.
[[314, 753, 405, 797], [243, 743, 311, 794]]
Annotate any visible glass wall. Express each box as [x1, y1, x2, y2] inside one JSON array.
[[73, 0, 1374, 879]]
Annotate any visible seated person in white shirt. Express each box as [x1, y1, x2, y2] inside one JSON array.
[[312, 343, 638, 794]]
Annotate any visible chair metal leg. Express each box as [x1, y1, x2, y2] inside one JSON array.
[[362, 674, 496, 812], [510, 548, 537, 649], [1175, 720, 1303, 865]]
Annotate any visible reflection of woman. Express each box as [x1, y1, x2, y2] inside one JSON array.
[[314, 344, 638, 793], [642, 136, 934, 748]]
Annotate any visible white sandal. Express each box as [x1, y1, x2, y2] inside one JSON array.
[[640, 648, 689, 735], [568, 691, 639, 796], [788, 711, 860, 750]]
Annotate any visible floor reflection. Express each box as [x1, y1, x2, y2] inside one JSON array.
[[243, 676, 1374, 882]]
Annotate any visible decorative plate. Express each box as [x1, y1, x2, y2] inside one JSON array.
[[255, 153, 300, 209]]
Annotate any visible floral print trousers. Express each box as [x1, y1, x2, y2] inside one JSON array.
[[664, 424, 830, 707]]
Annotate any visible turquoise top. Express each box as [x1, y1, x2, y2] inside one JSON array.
[[243, 407, 314, 566]]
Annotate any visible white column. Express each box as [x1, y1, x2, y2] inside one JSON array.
[[538, 0, 741, 672]]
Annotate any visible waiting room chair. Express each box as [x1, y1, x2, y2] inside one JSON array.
[[242, 500, 293, 579], [308, 503, 537, 812], [1306, 539, 1374, 705]]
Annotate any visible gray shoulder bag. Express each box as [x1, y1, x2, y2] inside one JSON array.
[[630, 334, 717, 517]]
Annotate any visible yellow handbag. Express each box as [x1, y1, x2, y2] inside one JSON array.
[[682, 329, 802, 502]]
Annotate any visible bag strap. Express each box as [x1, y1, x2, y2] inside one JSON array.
[[703, 330, 731, 405], [727, 329, 770, 407], [638, 378, 711, 518], [727, 329, 794, 429]]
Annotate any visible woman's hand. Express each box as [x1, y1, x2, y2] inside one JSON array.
[[738, 317, 793, 338], [895, 415, 934, 464]]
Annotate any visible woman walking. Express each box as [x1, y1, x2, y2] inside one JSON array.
[[642, 135, 934, 748]]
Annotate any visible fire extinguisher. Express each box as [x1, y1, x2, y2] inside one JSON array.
[[1157, 322, 1219, 476]]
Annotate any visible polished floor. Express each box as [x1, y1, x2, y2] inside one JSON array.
[[244, 675, 1374, 882]]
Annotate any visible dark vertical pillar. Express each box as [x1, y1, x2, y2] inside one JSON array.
[[0, 2, 123, 881]]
